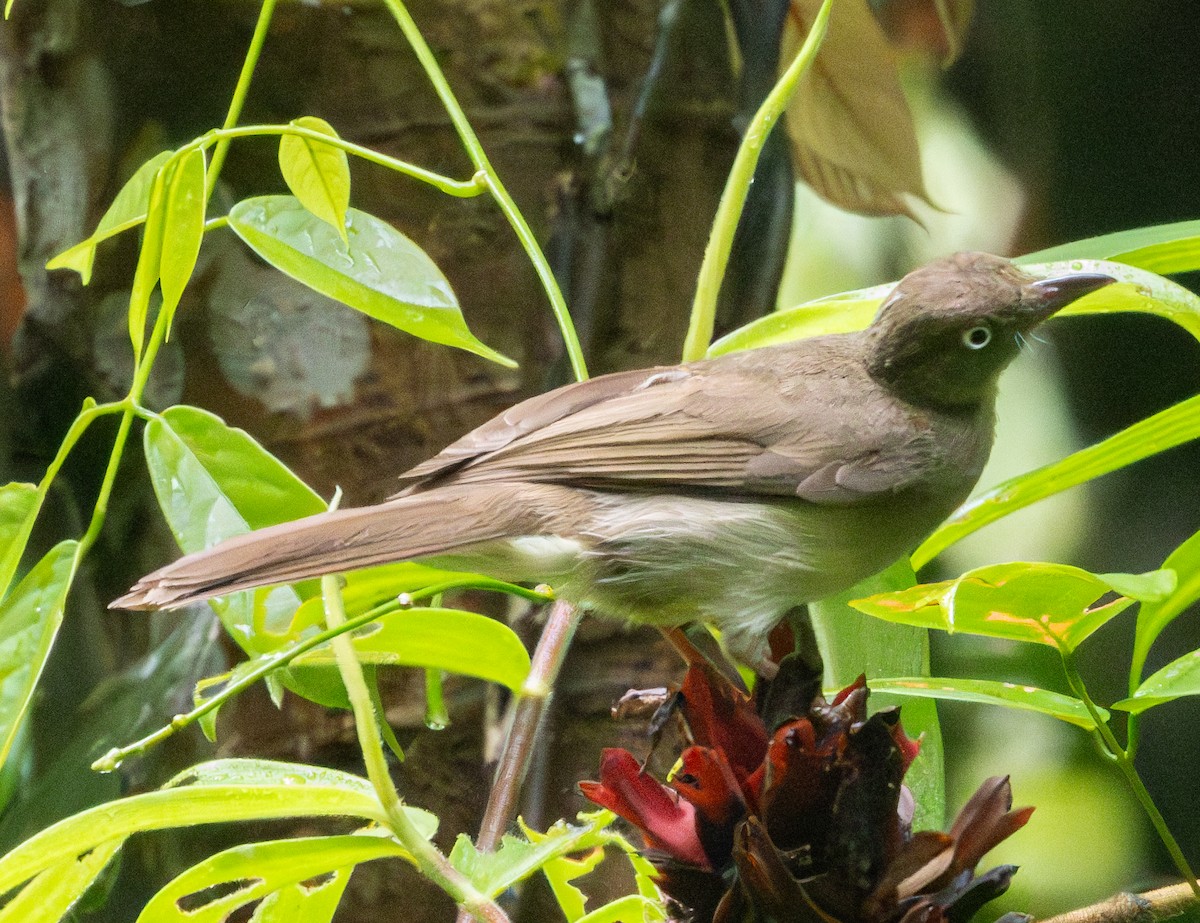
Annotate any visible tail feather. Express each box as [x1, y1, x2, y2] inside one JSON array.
[[113, 482, 575, 610]]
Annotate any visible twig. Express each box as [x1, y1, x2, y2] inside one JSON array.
[[454, 600, 582, 923], [1038, 881, 1200, 923]]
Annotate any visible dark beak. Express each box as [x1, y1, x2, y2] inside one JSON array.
[[1021, 272, 1116, 322]]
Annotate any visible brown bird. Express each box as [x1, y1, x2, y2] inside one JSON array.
[[114, 253, 1112, 665]]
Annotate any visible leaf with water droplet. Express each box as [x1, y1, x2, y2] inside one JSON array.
[[1116, 646, 1200, 714], [279, 117, 351, 242], [228, 196, 515, 367], [867, 676, 1104, 729]]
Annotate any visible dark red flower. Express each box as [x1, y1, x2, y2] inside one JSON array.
[[581, 655, 1032, 923]]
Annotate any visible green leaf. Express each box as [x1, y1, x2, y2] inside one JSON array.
[[1116, 648, 1200, 714], [1132, 528, 1200, 682], [279, 117, 351, 241], [136, 834, 408, 923], [916, 394, 1200, 567], [0, 758, 430, 895], [143, 414, 307, 650], [811, 559, 944, 828], [707, 285, 887, 356], [540, 845, 604, 922], [0, 541, 80, 768], [46, 150, 173, 284], [1018, 220, 1200, 275], [248, 866, 351, 923], [158, 148, 207, 331], [293, 606, 530, 691], [853, 562, 1162, 653], [867, 677, 1105, 729], [158, 406, 326, 531], [128, 164, 170, 359], [228, 196, 515, 367], [1022, 260, 1200, 342], [0, 482, 39, 602], [0, 838, 122, 923], [576, 895, 663, 923]]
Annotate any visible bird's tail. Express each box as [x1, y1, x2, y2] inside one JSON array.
[[112, 482, 574, 610]]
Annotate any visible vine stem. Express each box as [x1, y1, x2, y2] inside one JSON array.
[[680, 0, 832, 362], [1038, 880, 1199, 923], [323, 577, 509, 923], [377, 0, 588, 383], [1061, 652, 1200, 898]]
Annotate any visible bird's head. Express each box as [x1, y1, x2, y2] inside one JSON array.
[[866, 251, 1114, 411]]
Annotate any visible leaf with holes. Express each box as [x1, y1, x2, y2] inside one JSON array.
[[136, 834, 409, 923], [229, 196, 514, 367], [279, 117, 351, 241], [0, 838, 122, 923]]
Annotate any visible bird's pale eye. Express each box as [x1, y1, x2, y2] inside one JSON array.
[[963, 325, 992, 349]]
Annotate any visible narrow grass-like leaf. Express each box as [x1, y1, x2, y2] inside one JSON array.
[[0, 758, 431, 895], [0, 541, 80, 767], [228, 196, 515, 367], [0, 482, 39, 602], [1132, 528, 1200, 682], [158, 148, 207, 332], [812, 559, 944, 829], [248, 867, 351, 923], [136, 834, 410, 923], [279, 117, 350, 241], [293, 607, 530, 691], [867, 677, 1104, 729], [1018, 219, 1200, 275], [916, 394, 1200, 567], [46, 151, 173, 284], [0, 838, 122, 923], [854, 563, 1165, 653], [1116, 649, 1200, 714]]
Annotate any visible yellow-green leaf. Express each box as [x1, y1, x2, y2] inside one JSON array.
[[279, 116, 351, 241], [159, 148, 207, 332]]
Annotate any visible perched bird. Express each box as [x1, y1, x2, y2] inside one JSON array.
[[115, 253, 1112, 665]]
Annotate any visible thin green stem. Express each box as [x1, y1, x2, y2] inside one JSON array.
[[377, 0, 587, 383], [322, 577, 509, 923], [681, 0, 833, 361], [93, 578, 553, 770], [208, 0, 279, 194], [1062, 653, 1200, 897]]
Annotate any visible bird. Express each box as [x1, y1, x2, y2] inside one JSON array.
[[113, 252, 1113, 666]]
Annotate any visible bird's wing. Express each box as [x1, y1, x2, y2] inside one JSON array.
[[399, 348, 939, 504]]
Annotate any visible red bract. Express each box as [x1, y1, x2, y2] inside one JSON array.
[[581, 656, 1032, 923]]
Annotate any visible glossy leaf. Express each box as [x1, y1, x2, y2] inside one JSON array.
[[0, 838, 122, 923], [0, 541, 80, 767], [293, 606, 530, 691], [128, 164, 170, 359], [812, 558, 944, 828], [46, 150, 173, 284], [783, 0, 930, 218], [867, 677, 1104, 729], [137, 834, 408, 923], [143, 413, 306, 650], [916, 394, 1200, 567], [0, 758, 430, 895], [158, 147, 207, 330], [1116, 649, 1200, 714], [1019, 219, 1200, 275], [248, 867, 351, 923], [0, 482, 39, 602], [228, 196, 515, 367], [853, 562, 1168, 653], [279, 117, 351, 241], [1132, 528, 1200, 681], [1024, 259, 1200, 342], [707, 285, 888, 356]]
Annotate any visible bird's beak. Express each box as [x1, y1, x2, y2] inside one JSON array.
[[1021, 272, 1116, 322]]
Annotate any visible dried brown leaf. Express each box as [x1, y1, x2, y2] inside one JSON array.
[[873, 0, 975, 64], [782, 0, 931, 218]]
